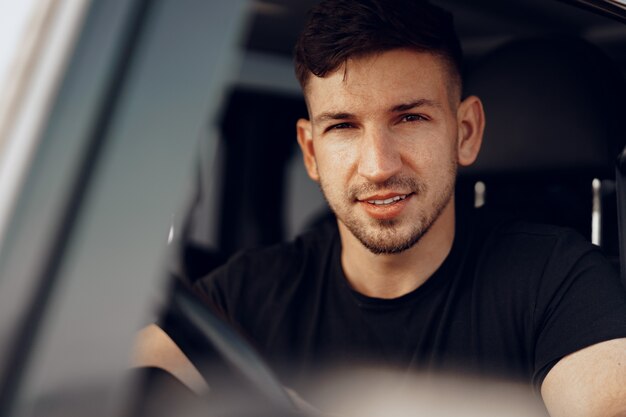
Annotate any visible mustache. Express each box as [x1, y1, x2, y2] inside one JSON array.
[[349, 176, 425, 200]]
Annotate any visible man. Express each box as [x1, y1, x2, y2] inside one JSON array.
[[135, 1, 626, 415]]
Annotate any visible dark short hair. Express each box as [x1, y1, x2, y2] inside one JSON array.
[[294, 0, 463, 95]]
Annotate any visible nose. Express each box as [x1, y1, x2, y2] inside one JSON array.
[[357, 128, 402, 183]]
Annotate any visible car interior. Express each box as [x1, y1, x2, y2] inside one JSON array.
[[0, 0, 625, 416], [140, 0, 626, 414]]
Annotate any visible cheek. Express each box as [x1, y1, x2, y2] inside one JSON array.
[[425, 124, 458, 160], [400, 132, 458, 179], [400, 132, 440, 166], [314, 141, 358, 175]]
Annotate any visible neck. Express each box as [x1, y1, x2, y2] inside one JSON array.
[[339, 199, 456, 299]]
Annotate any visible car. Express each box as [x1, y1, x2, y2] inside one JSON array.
[[0, 0, 624, 416]]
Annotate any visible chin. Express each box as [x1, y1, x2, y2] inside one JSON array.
[[356, 223, 429, 255]]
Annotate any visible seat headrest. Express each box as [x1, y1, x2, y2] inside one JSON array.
[[462, 37, 626, 178]]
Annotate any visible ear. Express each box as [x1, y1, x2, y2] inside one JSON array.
[[456, 95, 485, 167], [296, 118, 320, 182]]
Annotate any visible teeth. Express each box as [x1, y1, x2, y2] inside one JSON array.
[[367, 194, 408, 205]]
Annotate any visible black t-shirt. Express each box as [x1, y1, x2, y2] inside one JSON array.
[[190, 209, 626, 388]]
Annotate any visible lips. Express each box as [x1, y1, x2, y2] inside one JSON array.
[[359, 192, 413, 204], [357, 192, 414, 220], [365, 194, 409, 206]]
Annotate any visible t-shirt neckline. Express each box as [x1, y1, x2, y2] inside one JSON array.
[[333, 212, 469, 310]]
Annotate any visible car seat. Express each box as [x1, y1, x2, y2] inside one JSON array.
[[460, 37, 626, 271]]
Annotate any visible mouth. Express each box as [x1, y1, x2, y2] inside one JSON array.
[[359, 192, 414, 205], [365, 194, 411, 206], [355, 192, 415, 220]]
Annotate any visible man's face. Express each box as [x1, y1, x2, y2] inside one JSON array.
[[297, 49, 481, 254]]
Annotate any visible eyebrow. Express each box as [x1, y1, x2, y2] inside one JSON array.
[[391, 98, 442, 112], [313, 112, 356, 124], [313, 98, 442, 124]]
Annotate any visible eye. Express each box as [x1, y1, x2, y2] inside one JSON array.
[[400, 114, 428, 123], [326, 122, 354, 131]]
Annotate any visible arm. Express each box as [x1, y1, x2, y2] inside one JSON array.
[[541, 338, 626, 417], [132, 324, 318, 412], [132, 324, 210, 395]]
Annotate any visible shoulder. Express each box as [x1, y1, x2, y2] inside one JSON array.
[[471, 209, 599, 266], [463, 209, 626, 385], [466, 208, 618, 309], [223, 220, 338, 280], [191, 221, 339, 312]]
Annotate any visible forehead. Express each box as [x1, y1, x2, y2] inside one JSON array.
[[304, 49, 453, 116]]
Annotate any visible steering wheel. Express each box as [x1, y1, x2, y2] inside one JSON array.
[[147, 280, 304, 416]]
